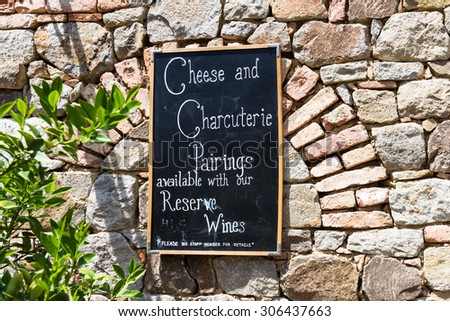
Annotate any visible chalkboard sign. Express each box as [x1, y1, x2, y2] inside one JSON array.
[[148, 45, 283, 255]]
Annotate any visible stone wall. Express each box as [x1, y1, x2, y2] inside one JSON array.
[[0, 0, 449, 301]]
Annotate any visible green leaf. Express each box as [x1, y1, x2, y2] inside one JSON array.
[[120, 290, 143, 299], [79, 100, 97, 121], [48, 91, 60, 109], [45, 197, 66, 207], [94, 87, 107, 109], [29, 285, 44, 301], [0, 101, 15, 118], [38, 113, 54, 126], [26, 123, 42, 138], [112, 279, 125, 298], [79, 268, 95, 279], [90, 134, 111, 143], [126, 86, 140, 103], [113, 264, 126, 280], [10, 110, 24, 129], [6, 273, 23, 298], [52, 186, 72, 195], [0, 200, 18, 210], [16, 99, 27, 117], [111, 85, 125, 108], [78, 253, 96, 267], [66, 104, 87, 131], [51, 77, 63, 94]]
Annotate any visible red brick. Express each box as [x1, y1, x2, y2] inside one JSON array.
[[68, 13, 103, 22], [424, 225, 450, 243], [321, 103, 356, 131], [310, 156, 343, 178], [36, 14, 67, 23], [341, 144, 377, 169], [320, 191, 356, 210], [283, 87, 339, 136], [291, 122, 324, 149], [15, 0, 46, 13], [355, 187, 389, 207], [0, 0, 15, 13], [322, 211, 393, 229], [46, 0, 96, 13], [358, 80, 397, 89], [316, 166, 388, 192], [304, 124, 370, 161], [98, 0, 131, 13], [283, 66, 319, 101], [282, 95, 294, 117], [329, 0, 346, 22]]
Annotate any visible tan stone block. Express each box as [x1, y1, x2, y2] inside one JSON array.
[[310, 156, 343, 178], [316, 166, 388, 192], [320, 191, 356, 210], [304, 124, 370, 161], [322, 211, 393, 229], [291, 123, 324, 149], [321, 104, 356, 131], [271, 0, 327, 21], [283, 66, 319, 101], [341, 144, 377, 169], [283, 87, 339, 136], [424, 225, 450, 243], [0, 13, 38, 29], [355, 187, 389, 207]]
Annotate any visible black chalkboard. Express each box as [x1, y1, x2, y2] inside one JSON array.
[[148, 45, 282, 255]]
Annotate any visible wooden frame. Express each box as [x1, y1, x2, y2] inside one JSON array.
[[147, 44, 283, 256]]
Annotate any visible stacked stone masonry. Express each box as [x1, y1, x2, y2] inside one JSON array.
[[0, 0, 450, 301]]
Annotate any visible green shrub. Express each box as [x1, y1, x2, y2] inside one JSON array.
[[0, 78, 145, 301]]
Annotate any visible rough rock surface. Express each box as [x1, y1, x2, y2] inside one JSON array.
[[362, 256, 422, 301], [353, 89, 398, 124], [34, 23, 115, 82], [314, 231, 347, 251], [283, 184, 321, 228], [0, 30, 36, 89], [397, 79, 450, 119], [248, 22, 291, 52], [373, 62, 424, 81], [293, 21, 371, 68], [86, 173, 139, 231], [270, 0, 327, 21], [83, 232, 141, 288], [113, 22, 147, 60], [213, 257, 279, 298], [428, 120, 450, 173], [145, 255, 197, 295], [348, 0, 398, 21], [424, 247, 450, 291], [223, 0, 269, 20], [103, 7, 147, 28], [347, 228, 424, 257], [281, 254, 358, 300], [373, 12, 450, 62], [283, 141, 310, 183], [389, 179, 450, 226], [102, 139, 149, 171], [372, 123, 426, 171], [147, 1, 221, 42], [320, 61, 368, 85]]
